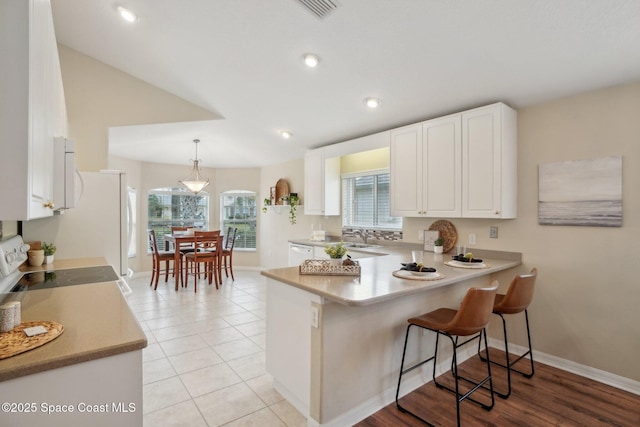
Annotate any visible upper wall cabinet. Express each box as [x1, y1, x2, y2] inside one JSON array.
[[390, 102, 517, 219], [0, 0, 67, 220], [304, 148, 340, 216]]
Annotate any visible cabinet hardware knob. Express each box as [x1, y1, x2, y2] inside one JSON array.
[[44, 201, 55, 209]]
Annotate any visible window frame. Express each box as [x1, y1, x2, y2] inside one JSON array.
[[220, 190, 257, 252], [341, 168, 402, 230], [147, 187, 210, 253]]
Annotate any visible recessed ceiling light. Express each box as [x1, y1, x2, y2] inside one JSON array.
[[303, 53, 320, 68], [281, 131, 293, 139], [117, 6, 138, 23], [364, 97, 382, 109]]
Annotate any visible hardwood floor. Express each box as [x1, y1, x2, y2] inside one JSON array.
[[355, 349, 639, 427]]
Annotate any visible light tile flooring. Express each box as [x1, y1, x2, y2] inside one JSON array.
[[126, 270, 306, 427]]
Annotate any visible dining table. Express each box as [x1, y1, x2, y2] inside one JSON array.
[[164, 232, 223, 291]]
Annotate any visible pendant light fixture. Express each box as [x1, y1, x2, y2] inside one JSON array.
[[179, 139, 209, 194]]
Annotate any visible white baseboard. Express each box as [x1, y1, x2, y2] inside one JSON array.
[[487, 337, 640, 396]]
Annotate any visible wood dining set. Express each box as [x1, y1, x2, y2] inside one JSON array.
[[147, 227, 238, 292]]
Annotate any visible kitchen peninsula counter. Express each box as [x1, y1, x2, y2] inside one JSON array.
[[263, 246, 521, 306], [262, 245, 521, 427], [0, 258, 145, 427]]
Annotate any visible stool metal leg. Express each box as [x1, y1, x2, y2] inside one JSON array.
[[478, 309, 535, 398], [397, 326, 495, 426]]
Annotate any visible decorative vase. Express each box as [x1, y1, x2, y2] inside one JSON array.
[[45, 255, 54, 264], [28, 250, 45, 267], [434, 245, 443, 254], [328, 258, 343, 266]]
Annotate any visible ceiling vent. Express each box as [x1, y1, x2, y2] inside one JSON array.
[[294, 0, 339, 19]]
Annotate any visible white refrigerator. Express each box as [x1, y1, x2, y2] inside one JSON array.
[[23, 171, 132, 277]]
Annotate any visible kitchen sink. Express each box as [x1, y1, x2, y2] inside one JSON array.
[[343, 242, 379, 249]]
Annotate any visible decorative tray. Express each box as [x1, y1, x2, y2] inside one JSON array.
[[299, 259, 361, 277], [0, 321, 64, 360], [392, 270, 444, 281], [445, 260, 489, 269]]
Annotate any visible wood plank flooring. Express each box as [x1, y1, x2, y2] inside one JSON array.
[[355, 349, 639, 427]]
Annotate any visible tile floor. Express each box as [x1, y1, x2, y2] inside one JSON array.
[[126, 269, 306, 427]]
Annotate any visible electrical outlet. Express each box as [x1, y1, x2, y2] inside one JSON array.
[[489, 226, 498, 239], [468, 233, 477, 245]]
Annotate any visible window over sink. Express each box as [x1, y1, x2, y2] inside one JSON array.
[[342, 170, 402, 230]]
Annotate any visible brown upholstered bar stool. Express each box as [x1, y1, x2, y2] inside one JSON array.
[[478, 268, 537, 399], [396, 284, 499, 426]]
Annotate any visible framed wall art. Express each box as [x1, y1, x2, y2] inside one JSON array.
[[538, 155, 622, 227]]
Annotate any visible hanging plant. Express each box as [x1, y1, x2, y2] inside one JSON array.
[[262, 197, 270, 213], [288, 194, 299, 224]]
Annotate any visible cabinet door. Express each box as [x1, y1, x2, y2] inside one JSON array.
[[28, 0, 54, 219], [423, 115, 462, 217], [462, 104, 518, 218], [390, 124, 422, 216], [304, 150, 324, 215], [304, 149, 340, 216]]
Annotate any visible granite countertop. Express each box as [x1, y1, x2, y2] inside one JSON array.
[[0, 258, 147, 382], [264, 242, 521, 306]]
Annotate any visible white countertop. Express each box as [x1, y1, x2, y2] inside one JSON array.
[[263, 243, 521, 306]]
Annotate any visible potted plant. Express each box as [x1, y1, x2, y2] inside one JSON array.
[[42, 241, 57, 264], [324, 242, 348, 265], [433, 237, 444, 254], [280, 195, 290, 205], [288, 194, 299, 225]]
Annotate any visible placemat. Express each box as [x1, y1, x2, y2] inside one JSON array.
[[392, 270, 444, 281], [445, 261, 490, 269], [0, 321, 64, 360]]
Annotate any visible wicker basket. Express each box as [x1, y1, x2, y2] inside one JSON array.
[[299, 259, 361, 277]]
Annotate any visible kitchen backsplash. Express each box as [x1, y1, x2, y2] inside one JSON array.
[[342, 228, 403, 241]]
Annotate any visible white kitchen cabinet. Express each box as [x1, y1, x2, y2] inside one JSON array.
[[462, 103, 517, 218], [390, 116, 462, 217], [0, 0, 67, 220], [390, 102, 516, 219], [303, 148, 340, 216]]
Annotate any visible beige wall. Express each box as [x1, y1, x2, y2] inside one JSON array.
[[59, 45, 218, 171]]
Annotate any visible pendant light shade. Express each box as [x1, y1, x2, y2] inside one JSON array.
[[179, 139, 209, 194]]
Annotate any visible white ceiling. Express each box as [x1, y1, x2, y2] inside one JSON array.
[[51, 0, 640, 168]]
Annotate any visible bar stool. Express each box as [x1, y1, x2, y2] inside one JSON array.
[[396, 283, 499, 426], [478, 268, 537, 399]]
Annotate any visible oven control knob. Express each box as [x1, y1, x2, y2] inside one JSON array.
[[5, 253, 17, 263], [20, 244, 31, 254]]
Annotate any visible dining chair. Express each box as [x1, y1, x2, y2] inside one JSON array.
[[396, 284, 498, 426], [477, 268, 537, 398], [147, 229, 181, 290], [183, 230, 221, 292], [221, 227, 238, 281]]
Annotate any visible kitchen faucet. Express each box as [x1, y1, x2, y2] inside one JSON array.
[[353, 228, 368, 244]]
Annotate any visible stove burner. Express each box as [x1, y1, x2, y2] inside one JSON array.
[[11, 266, 120, 292]]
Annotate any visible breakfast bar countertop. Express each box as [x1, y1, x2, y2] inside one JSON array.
[[262, 244, 522, 306], [0, 258, 147, 382]]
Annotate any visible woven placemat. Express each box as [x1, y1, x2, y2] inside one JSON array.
[[392, 270, 444, 281], [0, 321, 64, 360]]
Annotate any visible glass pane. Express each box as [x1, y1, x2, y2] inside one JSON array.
[[219, 192, 257, 250]]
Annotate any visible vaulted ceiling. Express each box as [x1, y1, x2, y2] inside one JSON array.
[[51, 0, 640, 168]]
